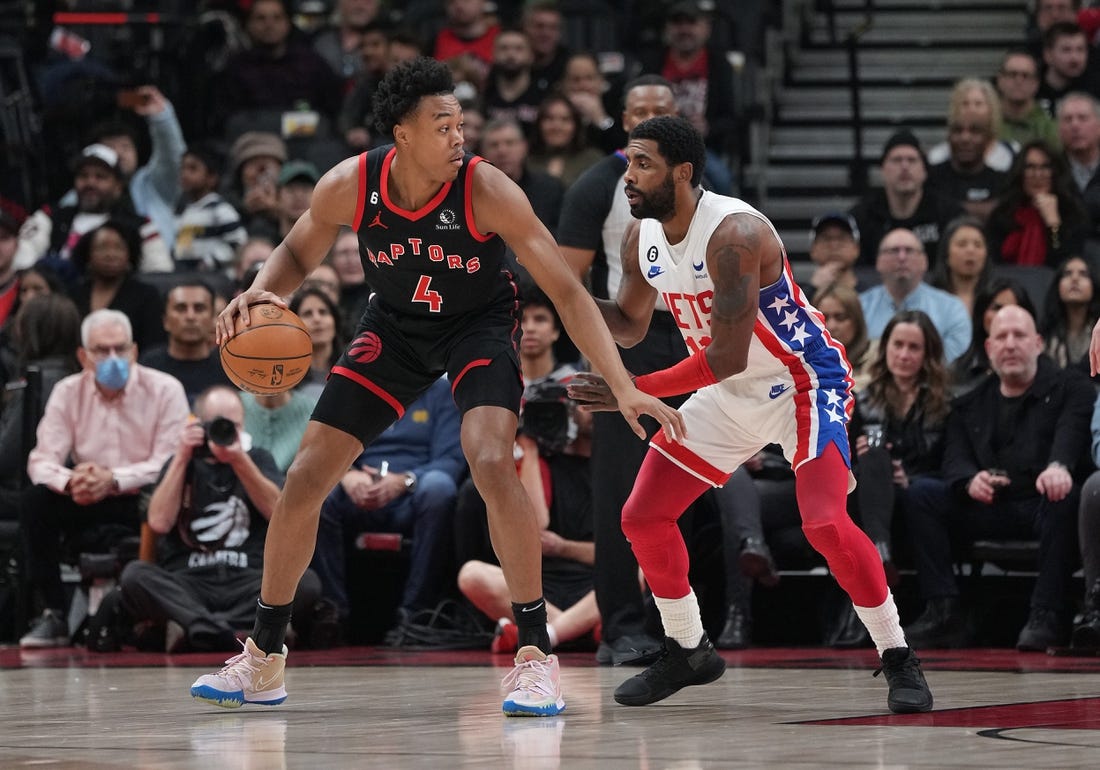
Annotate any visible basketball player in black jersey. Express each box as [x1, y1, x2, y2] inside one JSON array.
[[190, 57, 684, 716]]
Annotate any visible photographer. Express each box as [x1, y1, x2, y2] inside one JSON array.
[[456, 290, 599, 653], [118, 385, 321, 652]]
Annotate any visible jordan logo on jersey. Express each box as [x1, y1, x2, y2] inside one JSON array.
[[368, 211, 387, 229]]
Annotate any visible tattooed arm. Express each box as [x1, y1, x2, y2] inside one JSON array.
[[703, 212, 780, 379]]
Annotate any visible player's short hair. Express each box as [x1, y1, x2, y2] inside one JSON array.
[[629, 115, 707, 187], [372, 57, 455, 137]]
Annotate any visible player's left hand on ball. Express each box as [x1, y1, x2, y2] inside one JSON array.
[[566, 372, 618, 411]]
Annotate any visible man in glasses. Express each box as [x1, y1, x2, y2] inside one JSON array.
[[996, 49, 1060, 150], [19, 309, 189, 647]]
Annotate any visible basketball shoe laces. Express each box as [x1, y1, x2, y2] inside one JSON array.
[[874, 649, 922, 688], [501, 656, 556, 698], [212, 643, 269, 690]]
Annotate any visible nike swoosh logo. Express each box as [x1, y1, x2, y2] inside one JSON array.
[[256, 672, 281, 689], [647, 266, 664, 278], [768, 384, 791, 399], [520, 601, 545, 613]]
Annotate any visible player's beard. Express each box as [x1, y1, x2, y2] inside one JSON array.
[[628, 172, 676, 221]]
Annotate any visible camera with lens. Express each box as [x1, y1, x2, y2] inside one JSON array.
[[519, 380, 574, 456], [193, 416, 238, 458]]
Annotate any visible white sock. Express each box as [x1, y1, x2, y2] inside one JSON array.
[[654, 589, 705, 649], [853, 591, 907, 655], [547, 624, 558, 648]]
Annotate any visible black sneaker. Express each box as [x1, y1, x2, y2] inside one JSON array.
[[595, 633, 663, 666], [875, 647, 933, 714], [613, 634, 726, 706]]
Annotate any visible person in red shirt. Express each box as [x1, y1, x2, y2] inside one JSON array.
[[432, 0, 499, 89]]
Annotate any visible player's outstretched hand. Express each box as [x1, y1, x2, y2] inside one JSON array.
[[567, 372, 618, 411], [216, 290, 288, 345], [568, 373, 685, 443]]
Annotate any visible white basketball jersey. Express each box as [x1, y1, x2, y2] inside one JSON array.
[[637, 191, 789, 382]]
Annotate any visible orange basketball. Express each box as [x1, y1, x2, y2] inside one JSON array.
[[220, 303, 312, 395]]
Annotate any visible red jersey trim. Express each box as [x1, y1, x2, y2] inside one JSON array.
[[352, 152, 368, 231], [649, 432, 731, 487], [330, 366, 405, 418], [464, 156, 494, 242], [380, 147, 452, 221], [451, 358, 492, 394]]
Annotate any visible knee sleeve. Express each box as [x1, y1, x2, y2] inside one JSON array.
[[620, 451, 709, 599]]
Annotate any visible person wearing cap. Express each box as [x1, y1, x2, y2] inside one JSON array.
[[175, 143, 248, 273], [14, 144, 173, 277], [227, 132, 288, 239], [849, 129, 964, 267], [638, 0, 737, 196], [808, 212, 861, 293], [272, 160, 320, 242]]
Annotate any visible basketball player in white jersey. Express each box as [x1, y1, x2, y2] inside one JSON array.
[[568, 116, 934, 714]]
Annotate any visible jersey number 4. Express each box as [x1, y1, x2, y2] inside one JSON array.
[[412, 275, 443, 312]]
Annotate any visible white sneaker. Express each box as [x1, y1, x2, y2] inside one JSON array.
[[501, 645, 565, 717], [190, 637, 288, 709]]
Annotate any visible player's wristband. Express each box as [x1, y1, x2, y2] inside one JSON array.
[[632, 349, 719, 398]]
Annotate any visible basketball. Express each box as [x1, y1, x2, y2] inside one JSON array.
[[220, 303, 312, 395]]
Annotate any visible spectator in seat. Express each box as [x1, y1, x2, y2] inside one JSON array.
[[849, 130, 964, 267], [807, 212, 862, 294], [480, 118, 563, 240], [928, 78, 1017, 172], [527, 93, 604, 190], [987, 139, 1088, 266], [310, 375, 466, 643], [996, 49, 1060, 151], [312, 0, 384, 86], [928, 215, 993, 314], [289, 287, 343, 401], [226, 132, 287, 240], [119, 385, 323, 652], [951, 277, 1038, 396], [1040, 255, 1100, 370], [814, 282, 875, 391], [0, 294, 81, 519], [174, 143, 247, 274], [242, 385, 319, 474], [925, 80, 1008, 222], [859, 228, 972, 363], [0, 199, 24, 334], [218, 0, 343, 127], [638, 0, 738, 195], [905, 305, 1093, 650], [328, 227, 370, 339], [561, 52, 627, 155], [1057, 92, 1100, 250], [431, 0, 499, 89], [19, 309, 189, 647], [139, 281, 232, 405], [1038, 22, 1094, 116], [69, 221, 166, 352], [523, 0, 570, 93], [482, 28, 548, 140], [15, 144, 172, 277], [89, 86, 187, 250]]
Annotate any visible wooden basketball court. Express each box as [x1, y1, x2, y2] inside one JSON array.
[[2, 645, 1100, 767]]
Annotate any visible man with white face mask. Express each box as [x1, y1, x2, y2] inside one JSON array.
[[20, 309, 189, 648]]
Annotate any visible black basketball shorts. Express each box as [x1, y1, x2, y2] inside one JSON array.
[[311, 297, 523, 446]]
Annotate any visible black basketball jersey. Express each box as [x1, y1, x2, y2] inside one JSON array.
[[352, 145, 510, 318]]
